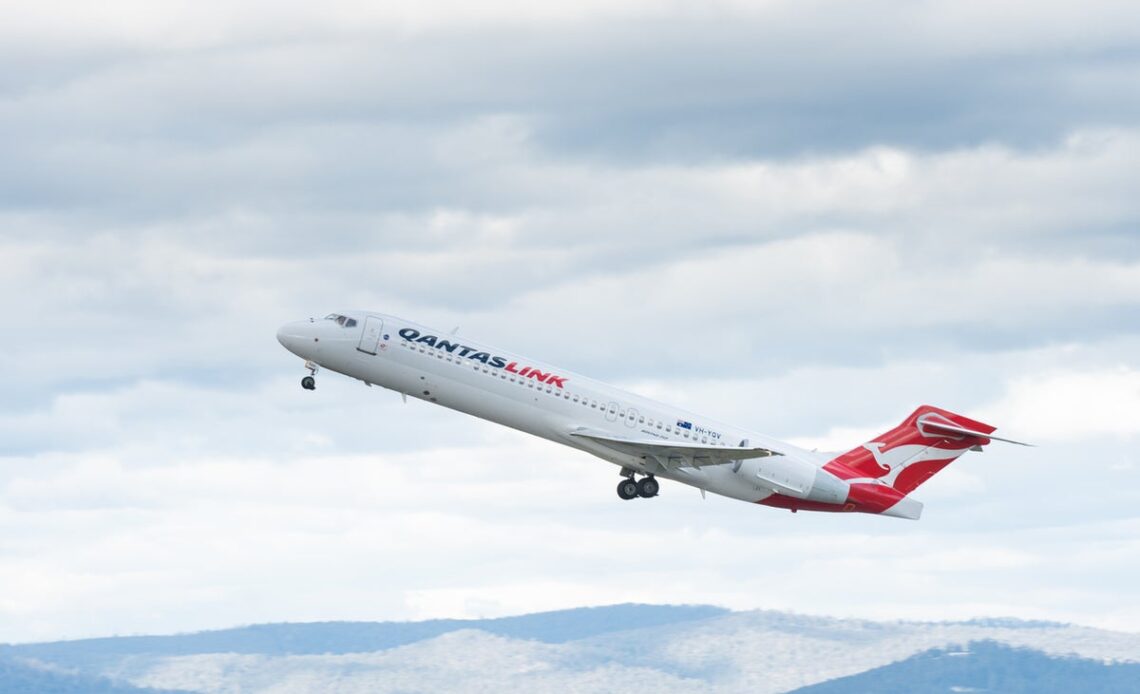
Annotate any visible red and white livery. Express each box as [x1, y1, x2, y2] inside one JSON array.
[[278, 312, 1028, 520]]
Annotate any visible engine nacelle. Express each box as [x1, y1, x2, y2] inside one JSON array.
[[753, 456, 849, 504]]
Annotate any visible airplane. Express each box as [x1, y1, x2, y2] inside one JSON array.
[[277, 312, 1028, 520]]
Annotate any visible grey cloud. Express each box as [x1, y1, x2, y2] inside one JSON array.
[[3, 3, 1140, 225], [3, 0, 1140, 645]]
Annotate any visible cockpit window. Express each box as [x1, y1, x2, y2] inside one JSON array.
[[324, 314, 358, 328]]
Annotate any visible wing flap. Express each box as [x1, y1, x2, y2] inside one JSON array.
[[570, 427, 782, 468]]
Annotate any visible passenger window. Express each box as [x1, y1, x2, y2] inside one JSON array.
[[639, 416, 645, 424]]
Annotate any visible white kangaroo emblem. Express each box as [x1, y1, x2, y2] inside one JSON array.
[[863, 442, 891, 473]]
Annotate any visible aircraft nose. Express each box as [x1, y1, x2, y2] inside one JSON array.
[[276, 323, 291, 348], [276, 321, 311, 357]]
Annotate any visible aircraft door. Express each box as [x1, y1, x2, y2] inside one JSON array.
[[357, 315, 384, 355], [624, 407, 639, 428], [605, 401, 620, 422]]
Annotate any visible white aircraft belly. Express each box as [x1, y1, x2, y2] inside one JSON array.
[[338, 347, 603, 456], [306, 319, 821, 505]]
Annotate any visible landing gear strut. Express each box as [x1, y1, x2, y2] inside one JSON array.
[[301, 360, 319, 390], [616, 470, 659, 500]]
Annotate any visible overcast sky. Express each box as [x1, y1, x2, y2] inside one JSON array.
[[2, 0, 1139, 643]]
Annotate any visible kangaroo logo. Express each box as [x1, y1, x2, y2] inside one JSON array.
[[863, 442, 891, 473]]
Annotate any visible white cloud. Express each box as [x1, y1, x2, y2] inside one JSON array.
[[3, 407, 1138, 643], [1, 0, 1139, 648], [981, 367, 1140, 441], [7, 126, 1138, 403]]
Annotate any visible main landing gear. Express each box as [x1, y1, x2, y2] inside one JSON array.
[[301, 360, 319, 391], [616, 470, 659, 500]]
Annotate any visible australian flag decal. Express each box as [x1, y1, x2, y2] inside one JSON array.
[[676, 420, 693, 430]]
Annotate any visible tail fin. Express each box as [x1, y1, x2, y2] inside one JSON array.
[[823, 405, 1015, 494]]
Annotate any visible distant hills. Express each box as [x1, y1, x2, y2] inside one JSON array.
[[791, 641, 1140, 694], [3, 605, 1138, 693], [2, 604, 726, 672], [0, 654, 188, 694]]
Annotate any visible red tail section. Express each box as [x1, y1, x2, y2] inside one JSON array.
[[823, 405, 995, 494]]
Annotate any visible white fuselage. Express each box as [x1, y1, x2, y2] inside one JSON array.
[[277, 312, 834, 506]]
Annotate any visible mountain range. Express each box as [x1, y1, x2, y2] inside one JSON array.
[[3, 604, 1138, 693]]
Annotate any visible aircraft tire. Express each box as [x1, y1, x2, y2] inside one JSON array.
[[637, 476, 659, 498], [301, 376, 316, 390], [617, 479, 639, 500]]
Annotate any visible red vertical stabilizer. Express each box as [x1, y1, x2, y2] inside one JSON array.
[[823, 405, 996, 494]]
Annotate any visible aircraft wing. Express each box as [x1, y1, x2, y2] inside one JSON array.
[[569, 427, 782, 470]]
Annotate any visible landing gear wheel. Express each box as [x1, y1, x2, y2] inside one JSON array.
[[301, 376, 316, 390], [637, 476, 659, 498], [617, 479, 639, 500]]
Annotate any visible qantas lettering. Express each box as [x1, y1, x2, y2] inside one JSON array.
[[397, 328, 568, 388]]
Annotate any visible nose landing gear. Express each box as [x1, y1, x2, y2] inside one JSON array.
[[616, 470, 659, 500], [300, 360, 319, 391]]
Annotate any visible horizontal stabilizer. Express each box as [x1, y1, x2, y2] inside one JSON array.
[[919, 419, 1033, 446]]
